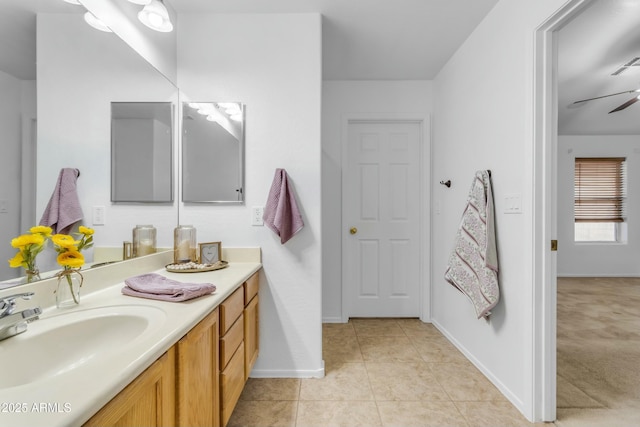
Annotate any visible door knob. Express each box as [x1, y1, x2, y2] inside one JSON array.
[[350, 227, 358, 235]]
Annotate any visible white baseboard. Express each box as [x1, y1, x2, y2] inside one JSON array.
[[249, 361, 325, 379], [431, 319, 526, 417], [322, 316, 345, 323]]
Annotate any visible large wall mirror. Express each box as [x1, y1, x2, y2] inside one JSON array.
[[0, 1, 178, 286], [182, 102, 245, 203], [111, 102, 173, 202]]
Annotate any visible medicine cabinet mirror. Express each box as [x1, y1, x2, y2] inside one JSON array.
[[111, 102, 174, 202], [182, 102, 245, 203]]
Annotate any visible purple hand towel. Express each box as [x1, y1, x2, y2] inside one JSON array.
[[262, 168, 304, 244], [39, 168, 83, 234], [122, 273, 216, 302]]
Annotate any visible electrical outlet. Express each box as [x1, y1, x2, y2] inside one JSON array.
[[251, 206, 264, 226], [92, 206, 105, 225]]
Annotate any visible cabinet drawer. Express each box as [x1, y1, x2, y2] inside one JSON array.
[[243, 272, 259, 304], [220, 341, 245, 427], [220, 287, 244, 335], [220, 313, 244, 370]]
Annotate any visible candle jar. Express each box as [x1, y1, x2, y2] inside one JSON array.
[[174, 225, 196, 263], [133, 225, 157, 258]]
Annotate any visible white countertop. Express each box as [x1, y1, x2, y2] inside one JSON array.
[[0, 249, 261, 427]]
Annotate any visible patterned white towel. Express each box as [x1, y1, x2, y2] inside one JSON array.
[[444, 170, 499, 318]]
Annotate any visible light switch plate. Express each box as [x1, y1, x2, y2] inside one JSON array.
[[503, 194, 522, 214], [251, 206, 264, 226], [92, 206, 105, 225]]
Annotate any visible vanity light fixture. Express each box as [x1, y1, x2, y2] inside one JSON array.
[[84, 11, 113, 33], [127, 0, 152, 5], [138, 0, 174, 33], [63, 0, 83, 5]]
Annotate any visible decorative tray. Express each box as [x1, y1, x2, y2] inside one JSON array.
[[165, 260, 229, 273]]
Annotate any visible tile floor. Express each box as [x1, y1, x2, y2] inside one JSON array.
[[228, 277, 640, 426], [228, 318, 545, 427]]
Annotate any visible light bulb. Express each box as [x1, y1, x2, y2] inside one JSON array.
[[138, 0, 173, 32], [84, 12, 112, 32]]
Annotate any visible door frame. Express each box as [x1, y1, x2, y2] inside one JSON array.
[[340, 113, 431, 323], [532, 0, 592, 421]]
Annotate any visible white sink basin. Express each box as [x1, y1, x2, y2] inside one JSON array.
[[0, 305, 166, 389]]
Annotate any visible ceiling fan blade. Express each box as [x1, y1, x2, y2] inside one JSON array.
[[608, 96, 640, 113], [573, 89, 639, 104]]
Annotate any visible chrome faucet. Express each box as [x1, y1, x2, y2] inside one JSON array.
[[0, 292, 42, 341]]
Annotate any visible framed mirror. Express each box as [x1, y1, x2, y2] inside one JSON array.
[[111, 102, 174, 202], [182, 102, 245, 203]]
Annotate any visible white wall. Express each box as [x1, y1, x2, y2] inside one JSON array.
[[557, 135, 640, 276], [321, 80, 433, 322], [432, 0, 570, 420], [177, 14, 323, 377], [37, 15, 178, 272], [0, 70, 27, 280]]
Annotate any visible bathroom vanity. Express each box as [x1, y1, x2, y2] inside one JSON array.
[[0, 249, 261, 427]]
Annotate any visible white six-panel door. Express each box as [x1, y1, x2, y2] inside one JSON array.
[[344, 120, 422, 317]]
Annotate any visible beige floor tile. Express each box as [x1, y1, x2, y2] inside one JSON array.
[[556, 407, 640, 427], [411, 336, 470, 363], [359, 335, 423, 362], [428, 363, 505, 402], [366, 362, 449, 401], [556, 375, 604, 409], [455, 401, 546, 427], [323, 322, 356, 337], [376, 401, 469, 427], [396, 318, 444, 338], [227, 400, 297, 427], [240, 378, 301, 401], [296, 401, 382, 427], [323, 334, 363, 363], [352, 318, 406, 336], [299, 362, 374, 401]]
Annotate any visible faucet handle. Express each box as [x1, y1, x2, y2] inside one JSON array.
[[0, 292, 35, 317]]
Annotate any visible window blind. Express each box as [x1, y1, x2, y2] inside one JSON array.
[[574, 157, 626, 222]]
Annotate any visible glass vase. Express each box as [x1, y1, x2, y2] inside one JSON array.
[[56, 269, 83, 309], [25, 268, 41, 284]]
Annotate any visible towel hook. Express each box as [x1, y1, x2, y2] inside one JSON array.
[[439, 180, 451, 188]]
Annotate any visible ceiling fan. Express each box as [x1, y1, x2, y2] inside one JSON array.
[[573, 88, 640, 114]]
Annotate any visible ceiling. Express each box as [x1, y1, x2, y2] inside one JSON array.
[[3, 0, 639, 135], [1, 0, 498, 81], [558, 0, 640, 135]]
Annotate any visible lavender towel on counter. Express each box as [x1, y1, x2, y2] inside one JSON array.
[[262, 168, 304, 244], [121, 273, 216, 302], [39, 168, 83, 234]]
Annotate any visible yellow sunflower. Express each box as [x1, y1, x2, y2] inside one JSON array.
[[11, 233, 44, 248], [30, 225, 53, 237], [51, 234, 80, 249], [78, 226, 94, 236], [57, 251, 85, 269], [8, 251, 25, 268]]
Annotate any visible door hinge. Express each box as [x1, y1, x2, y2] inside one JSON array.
[[551, 240, 558, 251]]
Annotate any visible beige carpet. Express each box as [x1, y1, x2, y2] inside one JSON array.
[[556, 277, 640, 426]]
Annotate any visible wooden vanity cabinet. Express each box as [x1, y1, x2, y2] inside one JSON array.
[[83, 347, 176, 427], [243, 272, 259, 380], [84, 269, 261, 427], [219, 286, 246, 426], [176, 308, 220, 427]]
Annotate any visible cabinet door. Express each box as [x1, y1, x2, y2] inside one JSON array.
[[176, 309, 220, 427], [220, 342, 245, 427], [243, 295, 259, 381], [84, 348, 176, 427]]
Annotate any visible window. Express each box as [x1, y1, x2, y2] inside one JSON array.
[[574, 157, 626, 242]]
